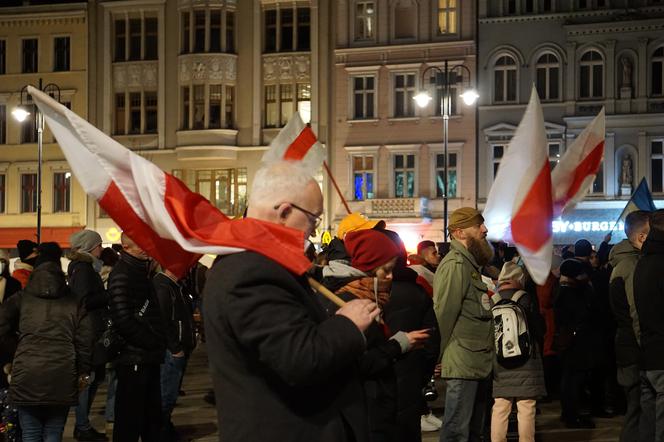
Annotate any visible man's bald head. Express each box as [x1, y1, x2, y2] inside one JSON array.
[[120, 232, 149, 259]]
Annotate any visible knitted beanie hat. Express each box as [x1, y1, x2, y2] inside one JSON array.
[[345, 229, 401, 273]]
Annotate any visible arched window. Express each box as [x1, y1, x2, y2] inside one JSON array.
[[579, 50, 603, 99], [494, 55, 517, 103], [536, 53, 560, 100], [652, 47, 664, 97]]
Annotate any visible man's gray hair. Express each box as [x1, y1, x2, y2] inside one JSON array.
[[249, 161, 315, 208]]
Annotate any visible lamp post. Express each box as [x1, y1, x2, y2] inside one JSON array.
[[12, 78, 61, 244], [413, 61, 479, 240]]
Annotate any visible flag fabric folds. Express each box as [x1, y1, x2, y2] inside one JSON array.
[[261, 112, 325, 175], [28, 86, 311, 278], [617, 177, 658, 222], [551, 108, 605, 215], [483, 86, 553, 285]]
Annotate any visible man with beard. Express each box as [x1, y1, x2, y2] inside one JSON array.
[[433, 207, 494, 442]]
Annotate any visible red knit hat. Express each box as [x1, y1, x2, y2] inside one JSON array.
[[345, 229, 401, 273]]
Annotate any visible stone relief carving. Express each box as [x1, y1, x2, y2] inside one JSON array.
[[620, 154, 633, 188], [113, 62, 159, 89], [263, 55, 311, 82], [179, 56, 237, 83], [621, 57, 632, 88]]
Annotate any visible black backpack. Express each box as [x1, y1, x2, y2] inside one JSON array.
[[491, 290, 532, 369]]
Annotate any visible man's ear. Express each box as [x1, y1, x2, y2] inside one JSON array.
[[275, 203, 292, 224]]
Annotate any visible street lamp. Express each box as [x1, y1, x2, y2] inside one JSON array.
[[413, 61, 478, 240], [12, 78, 61, 244]]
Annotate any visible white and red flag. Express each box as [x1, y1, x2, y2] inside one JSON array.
[[262, 112, 325, 174], [483, 86, 553, 285], [28, 86, 311, 278], [551, 108, 605, 215]]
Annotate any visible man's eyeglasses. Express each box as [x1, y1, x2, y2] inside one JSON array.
[[274, 202, 322, 229]]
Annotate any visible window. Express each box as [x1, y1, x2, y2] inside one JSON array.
[[394, 73, 416, 117], [264, 83, 309, 128], [22, 39, 38, 73], [494, 56, 517, 103], [195, 168, 247, 216], [53, 172, 71, 213], [193, 85, 205, 129], [506, 0, 517, 14], [353, 76, 375, 119], [524, 0, 535, 12], [280, 84, 294, 126], [0, 174, 4, 213], [144, 92, 157, 133], [653, 141, 664, 193], [20, 173, 37, 213], [53, 37, 70, 71], [356, 1, 375, 41], [353, 156, 375, 200], [225, 86, 235, 128], [227, 11, 236, 53], [181, 12, 190, 53], [536, 53, 560, 101], [264, 7, 311, 53], [395, 1, 416, 39], [0, 40, 5, 75], [182, 84, 235, 130], [435, 153, 457, 198], [542, 0, 553, 11], [129, 93, 141, 134], [144, 18, 158, 60], [209, 84, 222, 129], [394, 154, 415, 198], [579, 50, 603, 99], [115, 93, 125, 135], [438, 0, 457, 34], [296, 84, 310, 121], [492, 144, 505, 178], [592, 162, 604, 194], [652, 47, 664, 97], [265, 85, 278, 127], [182, 87, 190, 129], [0, 105, 5, 144], [210, 10, 222, 52], [548, 142, 561, 170], [194, 10, 206, 52], [114, 17, 159, 62], [21, 104, 36, 143], [433, 73, 458, 116]]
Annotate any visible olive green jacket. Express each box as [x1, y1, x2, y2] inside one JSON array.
[[433, 239, 494, 380]]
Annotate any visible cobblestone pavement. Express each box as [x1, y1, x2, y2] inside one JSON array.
[[59, 344, 622, 441]]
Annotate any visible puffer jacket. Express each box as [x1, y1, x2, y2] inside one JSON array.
[[107, 251, 165, 366], [492, 288, 546, 399], [0, 261, 93, 405], [153, 272, 196, 356], [68, 252, 107, 364]]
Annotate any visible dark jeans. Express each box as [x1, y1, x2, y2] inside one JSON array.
[[617, 365, 641, 442], [640, 369, 664, 442], [18, 405, 69, 442], [560, 355, 587, 421], [160, 350, 187, 439], [75, 364, 105, 431], [114, 363, 162, 442], [439, 377, 490, 442]]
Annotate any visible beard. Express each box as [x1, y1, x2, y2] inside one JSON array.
[[467, 236, 495, 267]]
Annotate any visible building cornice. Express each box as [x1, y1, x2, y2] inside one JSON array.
[[479, 7, 664, 25], [564, 18, 664, 36], [100, 0, 166, 10], [335, 40, 476, 57], [564, 112, 664, 129], [0, 10, 86, 27]]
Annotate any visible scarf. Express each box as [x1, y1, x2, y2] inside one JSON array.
[[336, 277, 390, 307], [0, 278, 5, 304]]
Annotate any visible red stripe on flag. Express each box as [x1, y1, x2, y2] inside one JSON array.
[[511, 163, 553, 252], [162, 174, 312, 275], [562, 140, 604, 203], [283, 126, 317, 161], [99, 181, 201, 278]]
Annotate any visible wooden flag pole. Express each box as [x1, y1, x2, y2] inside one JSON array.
[[323, 160, 352, 215], [308, 276, 346, 307]]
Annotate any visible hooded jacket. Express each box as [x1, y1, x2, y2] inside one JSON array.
[[608, 239, 641, 366], [11, 260, 33, 289], [67, 252, 107, 346], [0, 262, 93, 406], [634, 230, 664, 370]]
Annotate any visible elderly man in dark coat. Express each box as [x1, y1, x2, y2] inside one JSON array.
[[204, 161, 381, 442]]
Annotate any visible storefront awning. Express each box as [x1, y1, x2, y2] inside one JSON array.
[[0, 227, 83, 249]]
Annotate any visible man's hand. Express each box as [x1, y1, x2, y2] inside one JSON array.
[[172, 351, 185, 358], [336, 299, 380, 332], [434, 363, 442, 378], [405, 329, 430, 350], [604, 232, 612, 243]]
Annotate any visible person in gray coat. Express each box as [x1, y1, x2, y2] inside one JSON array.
[[490, 262, 546, 442]]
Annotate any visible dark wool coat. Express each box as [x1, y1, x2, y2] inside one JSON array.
[[492, 288, 546, 399], [0, 262, 93, 406], [634, 230, 664, 371], [203, 252, 369, 442], [107, 251, 165, 366]]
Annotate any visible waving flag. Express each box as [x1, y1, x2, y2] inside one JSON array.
[[262, 112, 325, 174], [483, 87, 552, 284], [617, 177, 658, 221], [28, 86, 311, 278], [552, 108, 605, 215]]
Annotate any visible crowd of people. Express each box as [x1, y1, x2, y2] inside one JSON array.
[[0, 159, 661, 442]]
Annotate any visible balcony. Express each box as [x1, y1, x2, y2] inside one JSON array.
[[178, 53, 237, 84]]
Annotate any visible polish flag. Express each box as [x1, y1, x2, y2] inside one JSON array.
[[483, 87, 553, 285], [28, 86, 311, 278], [262, 112, 325, 174], [551, 108, 605, 215]]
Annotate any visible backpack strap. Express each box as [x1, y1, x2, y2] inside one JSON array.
[[511, 290, 527, 303]]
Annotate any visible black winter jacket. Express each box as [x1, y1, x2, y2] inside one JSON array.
[[204, 252, 369, 442], [107, 251, 165, 366], [0, 262, 93, 405], [153, 272, 196, 356], [634, 230, 664, 370]]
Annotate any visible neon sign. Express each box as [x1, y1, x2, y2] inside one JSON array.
[[552, 220, 624, 234]]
